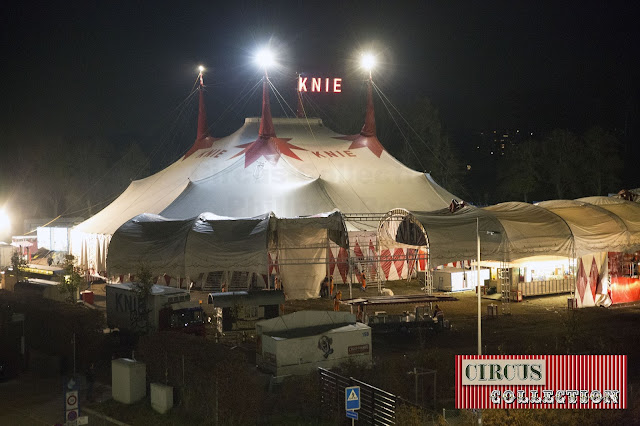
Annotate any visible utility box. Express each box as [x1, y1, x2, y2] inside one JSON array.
[[434, 267, 490, 292], [150, 383, 174, 414], [111, 358, 146, 404]]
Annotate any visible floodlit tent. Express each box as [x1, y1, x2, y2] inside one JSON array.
[[380, 197, 640, 307], [381, 198, 640, 267], [106, 210, 348, 299], [72, 74, 456, 278]]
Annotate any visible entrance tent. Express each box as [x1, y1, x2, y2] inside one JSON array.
[[380, 197, 640, 307], [106, 210, 348, 299], [72, 73, 456, 278]]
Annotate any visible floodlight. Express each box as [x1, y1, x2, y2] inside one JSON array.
[[198, 65, 205, 73], [255, 48, 275, 70], [360, 53, 376, 72]]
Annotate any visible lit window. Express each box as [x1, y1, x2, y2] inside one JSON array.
[[467, 164, 472, 170]]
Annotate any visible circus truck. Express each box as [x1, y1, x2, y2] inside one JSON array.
[[106, 283, 206, 337]]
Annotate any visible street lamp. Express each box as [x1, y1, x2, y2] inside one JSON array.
[[476, 219, 500, 356], [477, 218, 481, 356], [476, 218, 500, 426]]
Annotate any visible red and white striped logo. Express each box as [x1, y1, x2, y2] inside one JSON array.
[[455, 355, 626, 409]]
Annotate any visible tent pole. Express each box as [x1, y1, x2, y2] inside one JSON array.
[[349, 258, 353, 313]]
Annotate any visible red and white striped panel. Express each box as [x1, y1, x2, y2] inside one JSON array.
[[456, 355, 626, 409]]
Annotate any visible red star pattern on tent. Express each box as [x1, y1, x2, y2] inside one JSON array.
[[268, 252, 279, 275], [329, 249, 336, 277], [576, 261, 588, 303], [380, 249, 393, 280], [394, 248, 405, 277], [333, 134, 385, 158], [337, 247, 349, 283], [183, 136, 220, 159], [231, 136, 306, 168], [589, 257, 601, 301]]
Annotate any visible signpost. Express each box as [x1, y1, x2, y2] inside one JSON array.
[[64, 377, 79, 426], [345, 386, 360, 423]]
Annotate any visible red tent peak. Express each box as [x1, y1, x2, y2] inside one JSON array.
[[259, 76, 276, 139], [196, 77, 209, 141], [360, 78, 376, 137], [183, 75, 218, 159], [331, 78, 384, 158]]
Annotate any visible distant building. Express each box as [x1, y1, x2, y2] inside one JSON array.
[[472, 129, 533, 157]]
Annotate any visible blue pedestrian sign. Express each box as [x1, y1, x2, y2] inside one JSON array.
[[345, 386, 360, 411], [346, 409, 359, 420]]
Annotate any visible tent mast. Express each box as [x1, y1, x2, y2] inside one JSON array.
[[196, 69, 209, 141], [259, 72, 276, 139]]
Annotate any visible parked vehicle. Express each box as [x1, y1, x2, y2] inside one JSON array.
[[106, 283, 205, 336]]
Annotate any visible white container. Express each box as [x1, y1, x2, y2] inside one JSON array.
[[111, 358, 146, 404], [150, 383, 174, 414]]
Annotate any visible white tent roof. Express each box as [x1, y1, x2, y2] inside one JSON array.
[[385, 197, 640, 267], [75, 117, 456, 236]]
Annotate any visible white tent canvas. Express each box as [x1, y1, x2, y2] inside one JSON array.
[[72, 77, 456, 274], [106, 210, 348, 299]]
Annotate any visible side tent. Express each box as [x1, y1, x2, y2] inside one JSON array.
[[106, 211, 348, 300]]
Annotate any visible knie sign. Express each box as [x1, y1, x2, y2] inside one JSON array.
[[298, 76, 342, 93]]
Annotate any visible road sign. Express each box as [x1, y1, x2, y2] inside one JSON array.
[[77, 415, 89, 425], [345, 386, 360, 411], [66, 390, 79, 410], [346, 409, 359, 420]]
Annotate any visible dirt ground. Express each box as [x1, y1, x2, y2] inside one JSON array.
[[90, 279, 640, 363], [89, 280, 640, 422]]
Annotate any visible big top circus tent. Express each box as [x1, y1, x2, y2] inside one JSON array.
[[71, 66, 457, 298]]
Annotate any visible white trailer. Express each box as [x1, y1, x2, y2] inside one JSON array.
[[256, 311, 372, 377]]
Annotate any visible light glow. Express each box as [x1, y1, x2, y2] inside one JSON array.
[[0, 209, 10, 234], [360, 52, 376, 71], [255, 48, 275, 69], [198, 65, 205, 73]]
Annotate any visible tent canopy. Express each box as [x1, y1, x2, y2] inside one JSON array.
[[106, 210, 348, 299], [384, 197, 640, 266]]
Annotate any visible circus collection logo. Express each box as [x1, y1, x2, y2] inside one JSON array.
[[456, 355, 626, 409]]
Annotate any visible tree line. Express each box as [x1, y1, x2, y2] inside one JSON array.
[[0, 132, 149, 233], [473, 127, 624, 204]]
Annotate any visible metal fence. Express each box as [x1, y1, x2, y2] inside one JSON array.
[[319, 367, 425, 425], [517, 278, 574, 297]]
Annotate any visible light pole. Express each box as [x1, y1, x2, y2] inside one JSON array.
[[477, 217, 481, 356]]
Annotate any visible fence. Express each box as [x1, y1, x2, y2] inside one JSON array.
[[517, 278, 574, 297], [319, 367, 428, 425]]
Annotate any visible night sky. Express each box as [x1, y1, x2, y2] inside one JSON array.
[[2, 1, 638, 169]]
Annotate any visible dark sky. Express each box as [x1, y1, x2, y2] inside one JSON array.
[[1, 1, 638, 153]]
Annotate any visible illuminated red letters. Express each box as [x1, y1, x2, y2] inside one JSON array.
[[298, 76, 343, 93]]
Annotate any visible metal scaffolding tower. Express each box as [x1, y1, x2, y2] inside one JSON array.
[[499, 261, 511, 315]]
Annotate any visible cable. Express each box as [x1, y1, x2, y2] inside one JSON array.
[[374, 84, 427, 172]]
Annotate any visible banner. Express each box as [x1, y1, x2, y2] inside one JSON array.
[[455, 355, 626, 409]]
